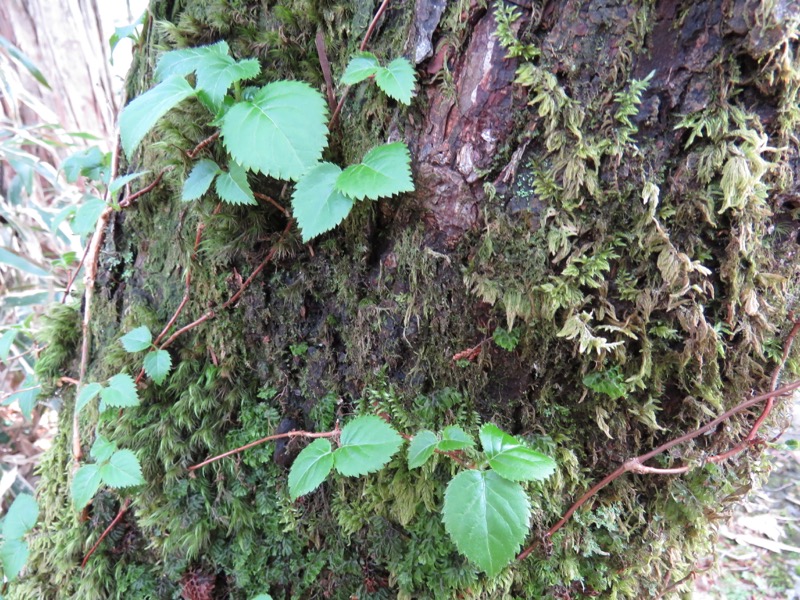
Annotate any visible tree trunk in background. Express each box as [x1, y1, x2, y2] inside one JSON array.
[[0, 0, 116, 138], [13, 1, 800, 599]]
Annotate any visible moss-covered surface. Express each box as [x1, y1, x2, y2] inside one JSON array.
[[12, 1, 800, 599]]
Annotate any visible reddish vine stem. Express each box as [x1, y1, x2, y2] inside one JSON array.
[[360, 0, 391, 53], [81, 498, 131, 568], [315, 30, 336, 112], [253, 192, 288, 215], [186, 131, 220, 159], [62, 240, 93, 303], [158, 219, 293, 352], [190, 426, 340, 471], [118, 167, 171, 209], [329, 0, 391, 128], [516, 378, 800, 562]]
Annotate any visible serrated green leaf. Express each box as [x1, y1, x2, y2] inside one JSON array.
[[288, 438, 334, 499], [70, 196, 107, 237], [155, 41, 229, 81], [109, 171, 149, 194], [120, 75, 196, 158], [76, 382, 103, 413], [374, 58, 416, 105], [143, 349, 172, 385], [442, 470, 530, 577], [71, 463, 102, 510], [407, 430, 438, 469], [1, 539, 29, 581], [333, 416, 402, 477], [221, 81, 328, 181], [90, 435, 117, 463], [0, 329, 18, 361], [99, 373, 139, 409], [196, 54, 260, 108], [341, 52, 379, 84], [2, 494, 38, 540], [292, 162, 354, 242], [215, 160, 256, 205], [119, 325, 152, 352], [99, 450, 145, 488], [183, 159, 221, 201], [480, 424, 556, 482], [436, 425, 474, 452], [335, 142, 414, 200]]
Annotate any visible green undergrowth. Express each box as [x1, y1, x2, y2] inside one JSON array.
[[13, 1, 800, 599]]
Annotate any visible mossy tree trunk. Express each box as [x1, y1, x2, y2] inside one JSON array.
[[16, 1, 800, 599]]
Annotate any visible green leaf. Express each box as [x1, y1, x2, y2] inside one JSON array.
[[109, 171, 149, 194], [480, 424, 556, 482], [0, 247, 49, 277], [61, 147, 108, 183], [71, 463, 102, 510], [335, 142, 414, 200], [70, 196, 107, 237], [436, 425, 474, 452], [1, 539, 29, 581], [2, 494, 38, 540], [196, 54, 260, 109], [333, 416, 402, 477], [75, 382, 103, 413], [251, 595, 273, 600], [183, 159, 221, 201], [2, 375, 39, 420], [99, 450, 145, 489], [221, 81, 329, 181], [374, 58, 416, 105], [143, 349, 172, 385], [0, 35, 50, 88], [288, 438, 334, 499], [291, 162, 354, 242], [442, 470, 530, 577], [341, 52, 379, 84], [407, 430, 438, 469], [99, 373, 139, 409], [90, 435, 117, 463], [583, 368, 627, 400], [215, 160, 256, 205], [109, 13, 144, 60], [119, 325, 152, 352], [492, 327, 521, 351], [155, 40, 228, 81], [120, 75, 196, 158], [0, 329, 18, 361]]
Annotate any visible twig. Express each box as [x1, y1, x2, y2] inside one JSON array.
[[186, 131, 220, 159], [361, 0, 391, 52], [62, 241, 93, 303], [81, 498, 130, 568], [72, 207, 113, 467], [329, 0, 391, 129], [315, 31, 336, 113], [118, 167, 171, 209], [254, 192, 288, 216], [516, 378, 800, 562], [190, 425, 339, 471], [158, 219, 293, 352]]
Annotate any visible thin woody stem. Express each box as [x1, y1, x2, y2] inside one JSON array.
[[190, 427, 339, 471]]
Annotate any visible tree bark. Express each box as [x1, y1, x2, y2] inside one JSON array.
[[13, 1, 800, 599]]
